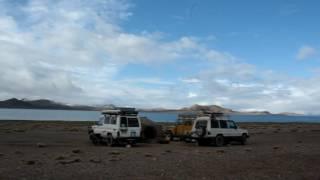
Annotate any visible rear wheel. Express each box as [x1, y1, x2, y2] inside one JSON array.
[[215, 135, 224, 147], [240, 134, 247, 145]]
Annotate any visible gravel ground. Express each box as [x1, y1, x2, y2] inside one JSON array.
[[0, 121, 320, 180]]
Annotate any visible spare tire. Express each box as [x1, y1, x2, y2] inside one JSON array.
[[142, 125, 158, 139], [196, 126, 207, 137]]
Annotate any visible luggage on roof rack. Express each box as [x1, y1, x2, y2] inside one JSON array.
[[101, 107, 138, 115]]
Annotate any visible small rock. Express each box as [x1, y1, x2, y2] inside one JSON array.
[[126, 144, 132, 148], [55, 156, 66, 160], [165, 150, 172, 153], [59, 158, 81, 165], [109, 151, 120, 155], [273, 146, 280, 150], [297, 140, 302, 143], [37, 143, 47, 148], [72, 149, 81, 154], [109, 158, 121, 161], [245, 148, 252, 152], [25, 160, 35, 165], [0, 153, 4, 157], [90, 159, 101, 163], [216, 149, 225, 154], [145, 153, 153, 157], [152, 157, 157, 161]]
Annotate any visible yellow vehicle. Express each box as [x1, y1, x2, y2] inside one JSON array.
[[167, 113, 197, 141]]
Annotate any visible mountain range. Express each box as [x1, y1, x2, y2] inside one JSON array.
[[0, 98, 281, 115]]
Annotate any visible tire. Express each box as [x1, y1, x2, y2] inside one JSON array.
[[240, 134, 247, 145], [196, 127, 207, 137], [215, 135, 224, 147], [106, 134, 114, 147], [89, 133, 100, 145]]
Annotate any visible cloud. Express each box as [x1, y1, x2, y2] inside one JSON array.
[[1, 0, 320, 114], [187, 92, 198, 98], [296, 45, 317, 60], [0, 0, 232, 106]]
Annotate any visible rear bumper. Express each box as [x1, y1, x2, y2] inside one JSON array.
[[117, 137, 142, 143]]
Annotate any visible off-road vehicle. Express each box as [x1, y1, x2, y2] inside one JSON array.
[[190, 113, 249, 146], [88, 108, 141, 146]]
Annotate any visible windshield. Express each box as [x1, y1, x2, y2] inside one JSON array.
[[96, 115, 104, 126]]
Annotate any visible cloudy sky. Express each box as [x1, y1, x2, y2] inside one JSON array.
[[1, 0, 320, 114]]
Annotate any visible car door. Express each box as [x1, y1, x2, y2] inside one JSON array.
[[210, 119, 220, 137], [227, 120, 241, 137], [219, 120, 232, 137]]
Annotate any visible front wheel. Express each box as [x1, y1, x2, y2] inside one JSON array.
[[89, 133, 100, 145], [106, 134, 114, 147], [240, 134, 247, 145], [215, 135, 224, 147]]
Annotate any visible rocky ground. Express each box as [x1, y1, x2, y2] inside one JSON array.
[[0, 121, 320, 180]]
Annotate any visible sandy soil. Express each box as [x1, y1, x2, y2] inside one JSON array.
[[0, 121, 320, 180]]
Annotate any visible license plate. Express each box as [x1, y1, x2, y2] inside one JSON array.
[[130, 132, 136, 137]]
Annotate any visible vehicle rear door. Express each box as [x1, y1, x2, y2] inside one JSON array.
[[119, 116, 141, 138]]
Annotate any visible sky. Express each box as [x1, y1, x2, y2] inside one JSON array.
[[0, 0, 320, 114]]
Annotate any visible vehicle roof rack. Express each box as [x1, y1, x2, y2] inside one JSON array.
[[202, 111, 224, 116], [101, 107, 138, 115]]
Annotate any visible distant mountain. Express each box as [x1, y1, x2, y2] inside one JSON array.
[[277, 112, 303, 116], [180, 104, 235, 113], [140, 104, 235, 113], [0, 98, 99, 110], [140, 104, 281, 115]]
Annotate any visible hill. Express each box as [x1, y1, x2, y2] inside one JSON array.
[[0, 98, 97, 110]]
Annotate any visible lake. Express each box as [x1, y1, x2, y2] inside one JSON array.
[[0, 108, 319, 123]]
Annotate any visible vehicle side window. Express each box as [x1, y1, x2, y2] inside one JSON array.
[[104, 115, 110, 124], [219, 120, 228, 128], [110, 115, 117, 124], [227, 121, 237, 129], [128, 118, 139, 127], [211, 120, 219, 128], [120, 117, 127, 127], [195, 120, 207, 129]]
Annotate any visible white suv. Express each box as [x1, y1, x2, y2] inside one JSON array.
[[88, 108, 141, 146], [191, 113, 249, 146]]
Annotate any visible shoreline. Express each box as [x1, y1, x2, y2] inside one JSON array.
[[1, 119, 320, 124]]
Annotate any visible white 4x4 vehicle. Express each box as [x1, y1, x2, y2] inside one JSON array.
[[191, 113, 249, 146], [88, 108, 141, 146]]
